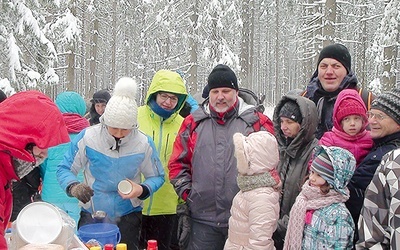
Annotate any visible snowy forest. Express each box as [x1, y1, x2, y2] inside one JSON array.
[[0, 0, 399, 107]]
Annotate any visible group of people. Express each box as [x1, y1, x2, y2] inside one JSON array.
[[0, 42, 400, 250]]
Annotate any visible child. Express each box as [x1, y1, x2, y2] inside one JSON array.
[[224, 131, 281, 250], [319, 89, 373, 166], [283, 145, 355, 250]]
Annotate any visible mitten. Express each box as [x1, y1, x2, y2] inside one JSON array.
[[70, 183, 94, 203], [233, 133, 248, 175], [177, 203, 191, 249]]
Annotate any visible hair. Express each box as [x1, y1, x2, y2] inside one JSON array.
[[304, 174, 331, 195]]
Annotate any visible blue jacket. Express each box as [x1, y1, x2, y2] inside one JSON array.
[[57, 125, 165, 221]]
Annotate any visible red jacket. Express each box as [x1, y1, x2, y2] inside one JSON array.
[[0, 91, 69, 248]]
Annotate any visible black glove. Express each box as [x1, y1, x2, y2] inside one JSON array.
[[177, 203, 191, 249], [69, 183, 94, 203]]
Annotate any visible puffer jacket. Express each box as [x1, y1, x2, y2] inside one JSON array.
[[40, 92, 89, 224], [138, 70, 188, 216], [169, 97, 274, 227], [272, 95, 319, 247], [0, 91, 69, 249], [225, 131, 280, 249], [57, 124, 165, 221], [319, 89, 373, 166]]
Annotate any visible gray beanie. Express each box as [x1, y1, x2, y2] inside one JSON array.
[[371, 88, 400, 125]]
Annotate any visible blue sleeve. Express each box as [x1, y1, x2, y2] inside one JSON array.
[[186, 94, 199, 113], [56, 130, 86, 193]]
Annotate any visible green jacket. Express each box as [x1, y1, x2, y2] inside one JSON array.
[[138, 70, 188, 215]]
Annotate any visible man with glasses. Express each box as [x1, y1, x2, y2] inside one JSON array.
[[345, 88, 400, 248], [137, 70, 188, 250]]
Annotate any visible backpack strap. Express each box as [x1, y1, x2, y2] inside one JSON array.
[[301, 90, 307, 97], [358, 88, 373, 110]]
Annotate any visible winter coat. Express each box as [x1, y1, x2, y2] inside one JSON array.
[[272, 95, 319, 247], [357, 148, 400, 249], [40, 91, 89, 224], [319, 89, 373, 166], [169, 97, 274, 228], [0, 91, 69, 249], [346, 131, 400, 240], [302, 203, 354, 249], [137, 70, 188, 216], [56, 124, 165, 221], [304, 70, 359, 139], [224, 131, 280, 250]]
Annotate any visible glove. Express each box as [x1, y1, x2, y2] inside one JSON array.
[[70, 183, 94, 203], [176, 203, 191, 249]]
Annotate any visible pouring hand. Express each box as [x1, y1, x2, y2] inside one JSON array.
[[118, 179, 143, 199], [70, 183, 94, 203]]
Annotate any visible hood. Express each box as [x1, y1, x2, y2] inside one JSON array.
[[0, 91, 70, 163], [56, 91, 87, 116], [145, 70, 188, 113], [273, 95, 318, 157], [234, 131, 279, 175], [333, 89, 368, 132]]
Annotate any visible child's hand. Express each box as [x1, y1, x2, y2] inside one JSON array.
[[118, 179, 143, 199]]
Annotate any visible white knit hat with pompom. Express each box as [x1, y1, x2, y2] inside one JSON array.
[[101, 77, 138, 129]]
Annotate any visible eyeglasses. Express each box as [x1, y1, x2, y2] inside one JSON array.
[[366, 111, 389, 121], [158, 93, 178, 103]]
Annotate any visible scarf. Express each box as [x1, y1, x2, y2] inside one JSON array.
[[148, 99, 175, 119], [63, 113, 90, 133], [237, 170, 279, 192], [283, 180, 349, 250]]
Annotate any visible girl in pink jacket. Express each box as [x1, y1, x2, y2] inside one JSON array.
[[224, 131, 281, 250], [319, 89, 373, 166]]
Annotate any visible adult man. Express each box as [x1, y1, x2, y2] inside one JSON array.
[[346, 88, 400, 247], [303, 43, 373, 139], [137, 70, 188, 250], [168, 64, 274, 249], [0, 91, 70, 248]]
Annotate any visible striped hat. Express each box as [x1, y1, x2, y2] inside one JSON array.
[[311, 148, 334, 186], [311, 145, 356, 195]]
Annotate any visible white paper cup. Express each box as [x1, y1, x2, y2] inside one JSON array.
[[118, 180, 133, 194]]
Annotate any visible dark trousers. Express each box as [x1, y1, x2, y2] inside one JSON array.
[[139, 214, 177, 250], [79, 210, 142, 250], [188, 220, 228, 250]]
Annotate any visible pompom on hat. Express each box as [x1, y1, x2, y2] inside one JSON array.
[[317, 44, 351, 73], [207, 64, 239, 91], [371, 88, 400, 125], [311, 145, 356, 196], [101, 77, 138, 129]]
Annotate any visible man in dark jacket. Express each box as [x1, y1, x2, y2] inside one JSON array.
[[303, 43, 373, 139], [168, 64, 274, 250], [346, 88, 400, 248]]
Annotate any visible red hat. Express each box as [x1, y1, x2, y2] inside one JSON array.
[[336, 98, 367, 124]]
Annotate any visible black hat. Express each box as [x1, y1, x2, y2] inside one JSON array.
[[207, 64, 239, 91], [279, 100, 302, 124], [91, 89, 111, 103], [0, 90, 6, 103], [371, 88, 400, 125], [317, 44, 351, 73]]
